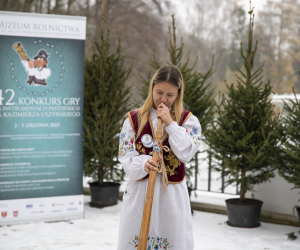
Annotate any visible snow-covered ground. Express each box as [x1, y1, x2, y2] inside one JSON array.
[[1, 195, 299, 250]]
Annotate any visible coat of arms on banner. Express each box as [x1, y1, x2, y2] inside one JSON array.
[[13, 42, 51, 86], [13, 211, 18, 217], [1, 212, 7, 218]]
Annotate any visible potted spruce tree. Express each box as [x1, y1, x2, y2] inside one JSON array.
[[138, 15, 216, 195], [205, 7, 281, 227], [83, 1, 133, 208], [276, 88, 300, 227]]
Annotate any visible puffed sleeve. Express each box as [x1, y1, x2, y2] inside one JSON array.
[[118, 118, 152, 181], [165, 114, 201, 163]]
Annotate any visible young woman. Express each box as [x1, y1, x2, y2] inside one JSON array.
[[117, 65, 201, 249]]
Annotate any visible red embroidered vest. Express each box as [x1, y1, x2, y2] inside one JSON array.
[[128, 109, 192, 184]]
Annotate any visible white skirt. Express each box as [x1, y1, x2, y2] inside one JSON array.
[[117, 173, 194, 250]]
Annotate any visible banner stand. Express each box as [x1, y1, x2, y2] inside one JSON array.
[[0, 11, 86, 225]]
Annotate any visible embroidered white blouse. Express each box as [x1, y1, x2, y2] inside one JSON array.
[[119, 108, 201, 180], [117, 108, 201, 250]]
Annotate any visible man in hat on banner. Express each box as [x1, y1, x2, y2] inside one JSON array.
[[21, 49, 51, 86]]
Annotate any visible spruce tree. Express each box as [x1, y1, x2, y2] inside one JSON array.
[[276, 88, 300, 204], [139, 15, 215, 133], [83, 1, 133, 185], [138, 15, 216, 189], [205, 6, 281, 200]]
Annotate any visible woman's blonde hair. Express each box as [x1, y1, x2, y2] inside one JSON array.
[[136, 65, 184, 139]]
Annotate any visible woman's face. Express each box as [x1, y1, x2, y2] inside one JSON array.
[[152, 81, 178, 109]]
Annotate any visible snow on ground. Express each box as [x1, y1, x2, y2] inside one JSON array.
[[1, 195, 299, 250]]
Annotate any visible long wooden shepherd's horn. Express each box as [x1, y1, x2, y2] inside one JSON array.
[[137, 118, 163, 250]]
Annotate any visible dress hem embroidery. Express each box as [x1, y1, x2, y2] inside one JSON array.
[[129, 235, 173, 249]]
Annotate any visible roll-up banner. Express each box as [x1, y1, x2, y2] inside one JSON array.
[[0, 11, 86, 225]]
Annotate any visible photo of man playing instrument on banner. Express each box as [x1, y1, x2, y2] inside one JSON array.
[[13, 42, 51, 86]]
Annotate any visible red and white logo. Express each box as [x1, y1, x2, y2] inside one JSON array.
[[1, 212, 7, 218], [13, 211, 18, 217], [79, 201, 82, 205]]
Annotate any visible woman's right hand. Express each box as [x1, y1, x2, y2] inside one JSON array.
[[144, 158, 162, 174]]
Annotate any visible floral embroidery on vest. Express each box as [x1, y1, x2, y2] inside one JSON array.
[[128, 109, 191, 183], [136, 141, 146, 155], [164, 148, 181, 176], [129, 235, 173, 249]]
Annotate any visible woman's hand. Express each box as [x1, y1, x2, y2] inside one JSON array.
[[156, 103, 173, 126], [144, 157, 162, 174]]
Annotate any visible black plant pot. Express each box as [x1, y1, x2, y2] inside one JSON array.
[[225, 198, 263, 228], [89, 181, 120, 208], [297, 207, 300, 227]]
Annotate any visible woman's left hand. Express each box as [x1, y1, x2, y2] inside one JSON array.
[[156, 103, 173, 126]]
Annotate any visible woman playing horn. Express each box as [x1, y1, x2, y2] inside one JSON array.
[[117, 65, 201, 249]]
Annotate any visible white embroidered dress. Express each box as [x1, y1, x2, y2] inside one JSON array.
[[117, 108, 201, 250]]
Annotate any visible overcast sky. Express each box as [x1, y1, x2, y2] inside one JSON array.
[[168, 0, 269, 34], [241, 0, 267, 12]]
